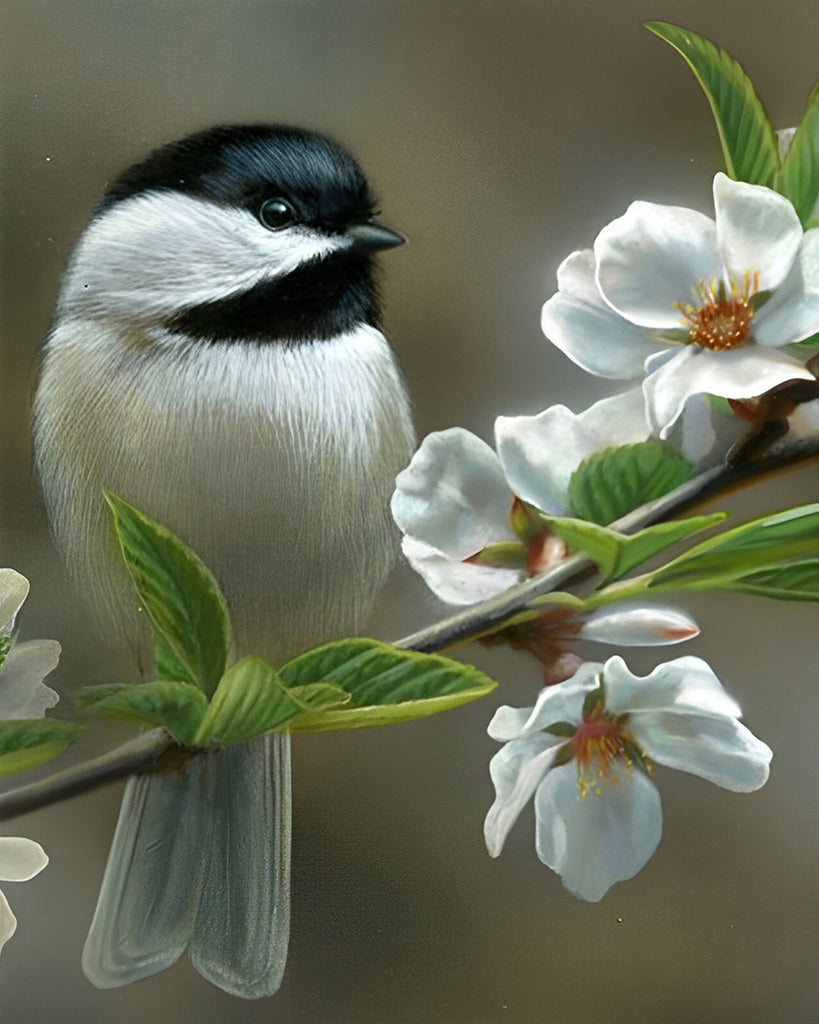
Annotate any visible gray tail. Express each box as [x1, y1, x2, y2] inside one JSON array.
[[82, 732, 291, 999]]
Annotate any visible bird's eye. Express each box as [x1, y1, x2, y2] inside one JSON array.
[[259, 197, 297, 231]]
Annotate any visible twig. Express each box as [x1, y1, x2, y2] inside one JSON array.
[[1, 439, 816, 822], [0, 728, 172, 821]]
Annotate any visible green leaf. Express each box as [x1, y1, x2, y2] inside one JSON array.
[[279, 638, 498, 733], [105, 492, 232, 698], [195, 656, 303, 745], [774, 84, 819, 227], [154, 635, 193, 684], [704, 560, 819, 601], [76, 681, 208, 746], [0, 634, 10, 671], [649, 504, 819, 587], [545, 513, 727, 584], [645, 21, 779, 186], [568, 442, 694, 525], [286, 682, 351, 712], [0, 719, 85, 776]]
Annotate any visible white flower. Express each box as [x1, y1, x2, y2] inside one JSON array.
[[484, 655, 772, 902], [541, 173, 819, 439], [0, 569, 60, 718], [391, 390, 649, 604], [0, 568, 59, 954], [0, 839, 49, 954]]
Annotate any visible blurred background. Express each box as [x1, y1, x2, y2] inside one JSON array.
[[1, 1, 817, 1022]]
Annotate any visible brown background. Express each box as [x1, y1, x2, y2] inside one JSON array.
[[1, 1, 817, 1022]]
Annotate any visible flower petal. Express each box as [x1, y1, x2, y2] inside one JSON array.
[[580, 604, 699, 646], [0, 888, 17, 954], [484, 738, 562, 856], [488, 664, 602, 745], [391, 429, 513, 559], [643, 345, 814, 437], [628, 710, 772, 792], [400, 537, 521, 606], [0, 836, 49, 882], [0, 640, 61, 719], [534, 760, 662, 902], [541, 250, 662, 378], [495, 390, 649, 516], [603, 655, 742, 719], [595, 201, 720, 329], [0, 569, 29, 635], [713, 173, 802, 292], [776, 127, 797, 161], [753, 230, 819, 347]]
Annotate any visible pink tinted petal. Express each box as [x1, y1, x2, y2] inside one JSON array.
[[580, 605, 699, 646], [643, 345, 813, 437], [595, 201, 719, 329], [0, 837, 49, 882], [392, 428, 513, 559], [629, 710, 772, 792], [534, 760, 662, 902], [714, 173, 802, 291], [542, 251, 661, 378], [753, 231, 819, 347], [0, 640, 61, 719], [400, 537, 521, 606], [484, 739, 561, 856], [603, 655, 742, 719], [0, 888, 16, 953]]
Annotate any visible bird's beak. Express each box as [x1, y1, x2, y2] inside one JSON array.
[[347, 221, 406, 252]]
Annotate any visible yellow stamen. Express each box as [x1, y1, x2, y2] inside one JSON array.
[[674, 270, 759, 351], [571, 700, 634, 799]]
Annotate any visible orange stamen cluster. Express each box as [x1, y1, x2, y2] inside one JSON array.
[[674, 270, 759, 351], [571, 700, 633, 798]]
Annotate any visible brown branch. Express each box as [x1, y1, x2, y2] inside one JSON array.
[[1, 437, 816, 823]]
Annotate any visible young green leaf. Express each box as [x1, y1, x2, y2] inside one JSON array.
[[645, 21, 779, 187], [76, 681, 208, 746], [0, 719, 85, 776], [775, 84, 819, 227], [195, 655, 303, 745], [105, 492, 232, 698], [545, 513, 726, 584], [154, 635, 194, 684], [697, 560, 819, 601], [648, 504, 819, 586], [568, 442, 693, 525], [279, 638, 497, 733]]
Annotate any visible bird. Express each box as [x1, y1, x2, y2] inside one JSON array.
[[32, 124, 415, 998]]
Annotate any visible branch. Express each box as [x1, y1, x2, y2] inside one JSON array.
[[1, 437, 816, 822], [0, 728, 172, 821]]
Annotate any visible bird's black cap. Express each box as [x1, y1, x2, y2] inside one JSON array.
[[98, 124, 378, 232]]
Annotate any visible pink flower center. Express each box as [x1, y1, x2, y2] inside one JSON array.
[[675, 271, 759, 351], [571, 701, 635, 798]]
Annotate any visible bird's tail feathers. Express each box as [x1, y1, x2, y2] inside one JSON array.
[[82, 733, 292, 999]]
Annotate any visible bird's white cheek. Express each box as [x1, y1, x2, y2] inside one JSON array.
[[57, 192, 349, 323], [251, 225, 348, 277]]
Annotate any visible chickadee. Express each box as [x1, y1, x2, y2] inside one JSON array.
[[33, 125, 415, 998]]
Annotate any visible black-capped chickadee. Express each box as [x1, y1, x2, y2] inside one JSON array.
[[33, 125, 415, 998]]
